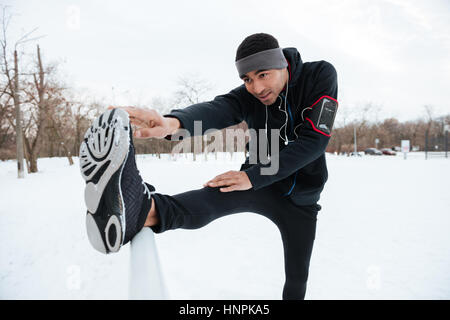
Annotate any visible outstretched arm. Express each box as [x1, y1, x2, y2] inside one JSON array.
[[109, 84, 250, 140], [163, 85, 250, 137], [107, 106, 181, 139]]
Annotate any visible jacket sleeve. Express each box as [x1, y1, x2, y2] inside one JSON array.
[[163, 85, 248, 138], [244, 61, 338, 190]]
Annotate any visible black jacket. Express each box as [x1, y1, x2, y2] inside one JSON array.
[[164, 47, 338, 206]]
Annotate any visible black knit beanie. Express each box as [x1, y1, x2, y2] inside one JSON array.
[[235, 33, 280, 62]]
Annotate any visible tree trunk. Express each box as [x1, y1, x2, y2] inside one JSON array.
[[29, 153, 38, 172], [60, 141, 74, 165], [48, 120, 74, 166], [74, 115, 82, 156], [48, 129, 55, 157], [13, 50, 25, 178], [23, 135, 38, 173], [23, 134, 31, 174]]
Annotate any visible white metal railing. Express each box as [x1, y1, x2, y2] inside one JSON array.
[[129, 228, 169, 299]]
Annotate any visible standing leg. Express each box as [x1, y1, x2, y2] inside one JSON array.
[[147, 183, 320, 300], [277, 202, 320, 300]]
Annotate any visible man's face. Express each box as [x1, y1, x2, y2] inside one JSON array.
[[241, 68, 288, 105]]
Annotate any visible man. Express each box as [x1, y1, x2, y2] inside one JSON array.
[[79, 33, 338, 300]]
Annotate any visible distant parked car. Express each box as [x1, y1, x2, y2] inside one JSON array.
[[349, 151, 362, 157], [381, 148, 396, 156], [364, 148, 382, 155]]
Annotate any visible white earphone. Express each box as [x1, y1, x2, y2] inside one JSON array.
[[278, 77, 291, 145], [264, 75, 298, 158]]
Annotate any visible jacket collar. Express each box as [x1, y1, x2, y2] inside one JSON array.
[[282, 47, 303, 91]]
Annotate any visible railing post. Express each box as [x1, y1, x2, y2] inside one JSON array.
[[445, 130, 448, 158], [129, 228, 169, 299]]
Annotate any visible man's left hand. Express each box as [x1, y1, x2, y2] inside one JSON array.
[[203, 171, 252, 192]]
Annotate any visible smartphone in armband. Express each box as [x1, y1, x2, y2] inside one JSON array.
[[307, 96, 338, 135]]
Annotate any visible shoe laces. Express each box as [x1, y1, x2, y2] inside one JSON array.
[[142, 181, 154, 200]]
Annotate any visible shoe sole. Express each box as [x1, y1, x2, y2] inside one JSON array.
[[79, 108, 131, 254]]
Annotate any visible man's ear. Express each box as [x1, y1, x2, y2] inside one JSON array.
[[283, 67, 290, 83]]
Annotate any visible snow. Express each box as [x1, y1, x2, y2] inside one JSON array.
[[0, 152, 449, 299]]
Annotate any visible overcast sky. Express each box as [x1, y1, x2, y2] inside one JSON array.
[[3, 0, 450, 122]]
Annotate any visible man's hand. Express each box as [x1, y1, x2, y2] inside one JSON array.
[[108, 106, 180, 139], [203, 170, 252, 192]]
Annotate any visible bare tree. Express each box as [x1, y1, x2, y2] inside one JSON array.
[[173, 75, 212, 107], [0, 6, 42, 177], [0, 88, 14, 155], [424, 105, 434, 133], [71, 99, 103, 156], [171, 75, 213, 161], [19, 45, 52, 172]]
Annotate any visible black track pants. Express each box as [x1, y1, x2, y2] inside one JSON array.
[[150, 184, 321, 300]]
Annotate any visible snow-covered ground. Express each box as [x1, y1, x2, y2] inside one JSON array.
[[0, 152, 449, 299]]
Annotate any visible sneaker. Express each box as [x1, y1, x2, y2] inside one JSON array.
[[79, 108, 155, 254]]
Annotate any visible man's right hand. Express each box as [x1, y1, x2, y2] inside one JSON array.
[[107, 106, 180, 139]]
